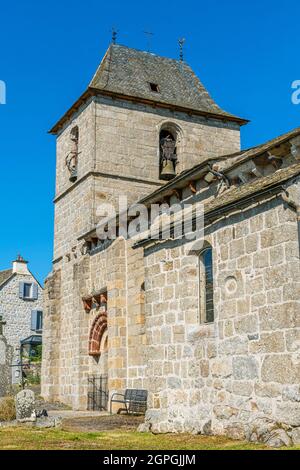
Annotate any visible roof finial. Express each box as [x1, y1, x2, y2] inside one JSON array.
[[144, 31, 154, 52], [178, 37, 186, 62], [111, 27, 118, 45]]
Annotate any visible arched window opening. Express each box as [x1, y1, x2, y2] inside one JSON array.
[[199, 246, 214, 324], [66, 126, 79, 183], [159, 129, 178, 181]]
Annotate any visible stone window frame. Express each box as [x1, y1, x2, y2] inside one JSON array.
[[186, 240, 215, 325], [65, 125, 80, 183], [19, 281, 38, 301], [31, 309, 43, 333], [198, 244, 215, 325], [23, 283, 33, 299]]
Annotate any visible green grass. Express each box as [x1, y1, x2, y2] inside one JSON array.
[[0, 427, 288, 450]]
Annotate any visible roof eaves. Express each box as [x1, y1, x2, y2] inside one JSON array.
[[49, 89, 94, 135], [133, 164, 300, 249], [225, 126, 300, 173], [50, 87, 248, 136], [0, 270, 15, 289]]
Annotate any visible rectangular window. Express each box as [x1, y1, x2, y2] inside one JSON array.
[[149, 82, 159, 93], [23, 283, 32, 299], [19, 282, 39, 300], [31, 310, 43, 332], [199, 246, 215, 324], [36, 311, 43, 332]]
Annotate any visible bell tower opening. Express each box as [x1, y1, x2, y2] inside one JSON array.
[[159, 129, 178, 181]]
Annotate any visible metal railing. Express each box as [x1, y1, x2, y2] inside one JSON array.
[[87, 375, 109, 411]]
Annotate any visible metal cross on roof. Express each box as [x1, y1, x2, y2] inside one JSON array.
[[111, 27, 118, 45], [144, 31, 154, 52], [178, 37, 186, 62], [0, 315, 6, 336]]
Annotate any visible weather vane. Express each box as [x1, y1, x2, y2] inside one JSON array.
[[111, 27, 118, 45], [144, 31, 154, 52], [178, 37, 186, 62]]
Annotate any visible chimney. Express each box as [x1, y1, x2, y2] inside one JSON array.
[[12, 255, 30, 275]]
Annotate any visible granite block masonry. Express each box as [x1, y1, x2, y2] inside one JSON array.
[[15, 389, 36, 423], [42, 41, 300, 446], [0, 334, 12, 397]]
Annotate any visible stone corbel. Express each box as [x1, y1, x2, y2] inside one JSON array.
[[92, 292, 107, 309], [172, 189, 181, 199], [290, 136, 300, 160], [92, 295, 101, 308], [204, 172, 215, 184], [188, 181, 197, 194], [83, 298, 92, 313]]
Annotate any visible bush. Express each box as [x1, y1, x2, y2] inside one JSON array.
[[0, 397, 16, 422], [25, 372, 41, 386]]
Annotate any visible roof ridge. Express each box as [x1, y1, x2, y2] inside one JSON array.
[[109, 43, 185, 64]]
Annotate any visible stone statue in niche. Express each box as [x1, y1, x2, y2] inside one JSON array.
[[160, 133, 178, 180], [66, 127, 79, 183]]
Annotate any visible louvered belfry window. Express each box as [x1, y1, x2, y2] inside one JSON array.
[[199, 246, 214, 323]]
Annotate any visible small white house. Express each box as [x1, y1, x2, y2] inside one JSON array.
[[0, 256, 44, 383]]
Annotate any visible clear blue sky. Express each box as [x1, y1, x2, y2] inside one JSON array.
[[0, 0, 300, 283]]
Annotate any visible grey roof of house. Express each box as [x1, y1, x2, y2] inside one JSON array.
[[0, 269, 13, 288], [89, 44, 245, 122]]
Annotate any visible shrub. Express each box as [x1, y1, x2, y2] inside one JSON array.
[[25, 372, 41, 386], [0, 396, 16, 422]]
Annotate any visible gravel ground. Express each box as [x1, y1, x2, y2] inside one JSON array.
[[61, 415, 144, 433], [35, 397, 70, 412]]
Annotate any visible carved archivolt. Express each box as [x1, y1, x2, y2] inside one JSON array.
[[89, 311, 108, 357]]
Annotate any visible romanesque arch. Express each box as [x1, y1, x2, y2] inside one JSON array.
[[88, 311, 108, 357]]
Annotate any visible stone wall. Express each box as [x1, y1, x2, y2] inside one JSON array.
[[41, 269, 61, 402], [45, 88, 240, 409], [141, 186, 300, 444], [53, 96, 241, 260], [0, 335, 13, 397], [42, 237, 146, 410], [93, 96, 241, 181], [45, 59, 300, 445], [0, 274, 43, 383]]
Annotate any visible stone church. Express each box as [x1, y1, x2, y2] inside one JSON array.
[[42, 43, 300, 444]]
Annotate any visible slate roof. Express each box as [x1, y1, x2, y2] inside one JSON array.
[[0, 269, 13, 288], [50, 44, 247, 133], [205, 162, 300, 217], [223, 125, 300, 172], [139, 126, 300, 206], [90, 44, 244, 121], [134, 162, 300, 248]]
